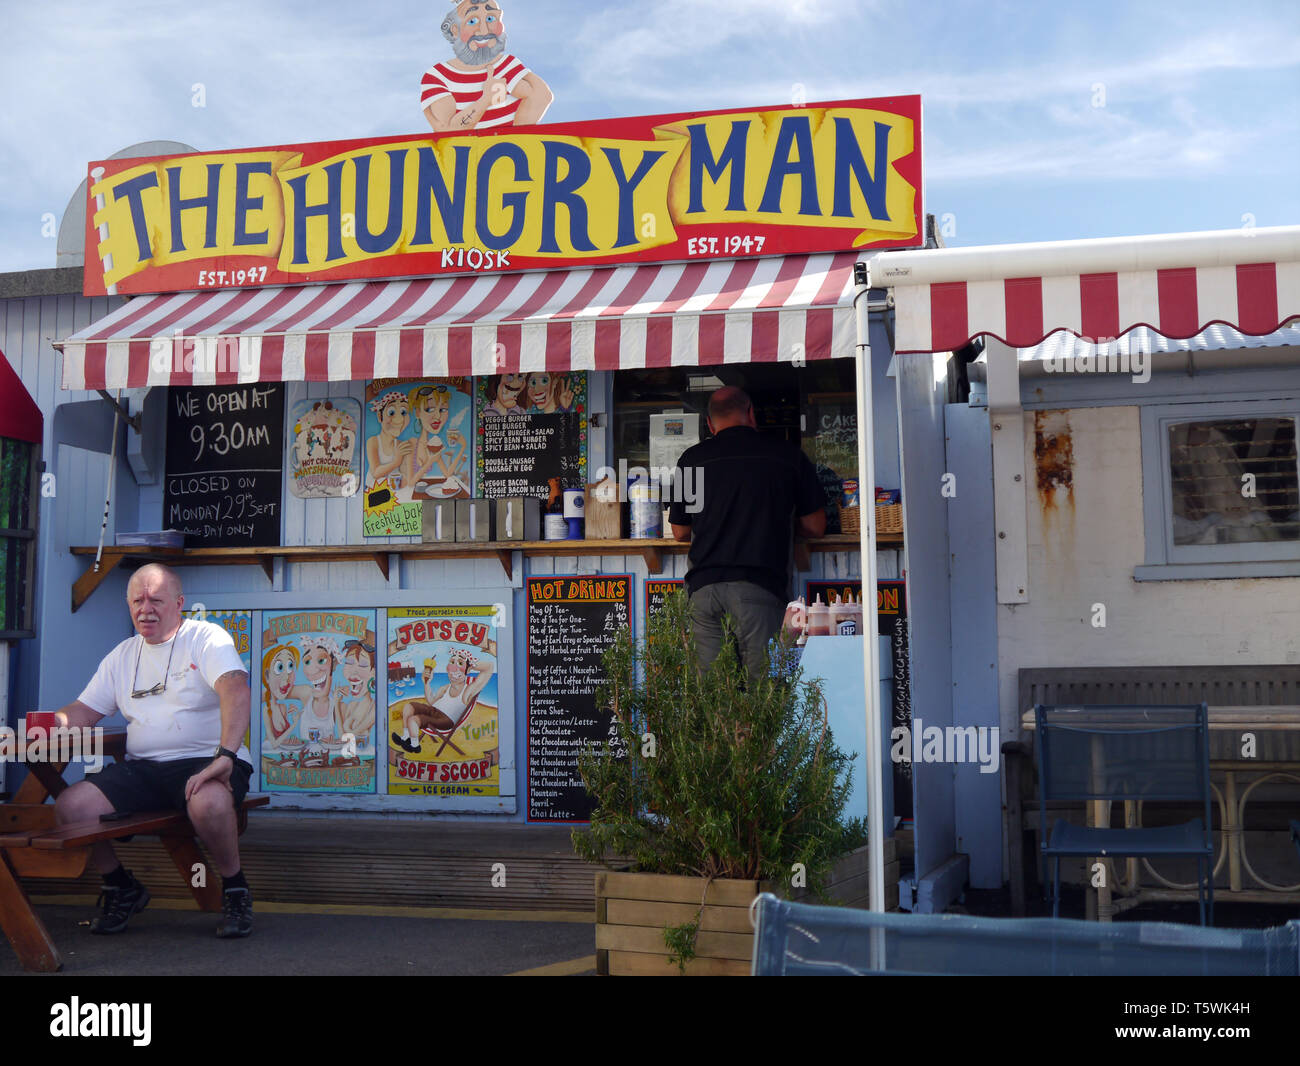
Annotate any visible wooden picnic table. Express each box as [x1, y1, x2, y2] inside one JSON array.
[[0, 731, 267, 971]]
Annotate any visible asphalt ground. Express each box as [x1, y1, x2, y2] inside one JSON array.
[[2, 896, 597, 977]]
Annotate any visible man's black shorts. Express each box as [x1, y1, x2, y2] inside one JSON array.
[[89, 757, 253, 814]]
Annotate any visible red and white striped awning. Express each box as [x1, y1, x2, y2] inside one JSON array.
[[57, 254, 859, 390], [870, 226, 1300, 354]]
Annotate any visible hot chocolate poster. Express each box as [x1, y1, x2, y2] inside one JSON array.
[[289, 397, 361, 498], [260, 609, 379, 793], [387, 607, 500, 799], [363, 378, 473, 537]]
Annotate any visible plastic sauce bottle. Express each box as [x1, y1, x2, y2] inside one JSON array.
[[806, 595, 830, 637], [830, 596, 856, 635]]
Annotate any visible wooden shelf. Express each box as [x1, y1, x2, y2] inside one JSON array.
[[69, 532, 901, 611]]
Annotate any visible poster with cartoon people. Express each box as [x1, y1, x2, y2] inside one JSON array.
[[387, 607, 500, 799], [289, 397, 361, 498], [260, 609, 378, 793], [475, 373, 587, 498], [363, 378, 473, 537]]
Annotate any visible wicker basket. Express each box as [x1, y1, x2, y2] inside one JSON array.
[[839, 504, 860, 534], [876, 502, 903, 535]]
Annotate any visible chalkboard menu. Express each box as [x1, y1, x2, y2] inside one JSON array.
[[476, 374, 587, 499], [164, 384, 285, 547], [645, 579, 683, 626], [526, 574, 631, 822], [806, 578, 913, 819], [803, 392, 858, 479]]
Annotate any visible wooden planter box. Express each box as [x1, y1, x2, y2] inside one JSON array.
[[594, 840, 898, 976]]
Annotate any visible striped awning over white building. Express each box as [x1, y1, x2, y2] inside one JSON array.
[[870, 226, 1300, 355], [56, 253, 860, 390]]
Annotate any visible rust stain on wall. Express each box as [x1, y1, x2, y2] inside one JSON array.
[[1034, 410, 1074, 514]]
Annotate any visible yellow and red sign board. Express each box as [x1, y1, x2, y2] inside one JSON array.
[[82, 96, 922, 296]]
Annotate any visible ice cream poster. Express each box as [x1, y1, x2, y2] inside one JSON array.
[[387, 607, 500, 799], [289, 397, 361, 498], [363, 378, 473, 537], [259, 609, 379, 793]]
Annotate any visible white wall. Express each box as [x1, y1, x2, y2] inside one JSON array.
[[997, 404, 1300, 738]]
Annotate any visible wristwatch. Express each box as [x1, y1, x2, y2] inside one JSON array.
[[214, 746, 239, 763]]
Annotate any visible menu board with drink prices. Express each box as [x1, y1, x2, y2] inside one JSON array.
[[526, 575, 631, 823]]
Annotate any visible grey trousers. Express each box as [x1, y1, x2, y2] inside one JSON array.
[[689, 581, 786, 680]]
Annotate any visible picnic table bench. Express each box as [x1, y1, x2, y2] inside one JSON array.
[[0, 731, 268, 972]]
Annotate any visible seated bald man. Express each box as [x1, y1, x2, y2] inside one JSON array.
[[47, 564, 255, 938], [668, 387, 827, 679]]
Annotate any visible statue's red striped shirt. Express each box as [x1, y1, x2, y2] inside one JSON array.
[[419, 55, 530, 129]]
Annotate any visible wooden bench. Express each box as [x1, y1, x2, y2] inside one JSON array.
[[0, 732, 269, 972]]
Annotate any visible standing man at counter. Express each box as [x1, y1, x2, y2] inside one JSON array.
[[669, 387, 827, 678], [46, 564, 256, 938]]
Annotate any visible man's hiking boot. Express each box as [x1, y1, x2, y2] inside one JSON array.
[[89, 873, 150, 934], [216, 887, 253, 938]]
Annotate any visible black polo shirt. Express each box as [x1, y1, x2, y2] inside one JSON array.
[[668, 425, 826, 602]]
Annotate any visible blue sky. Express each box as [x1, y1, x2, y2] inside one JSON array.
[[1, 0, 1297, 272]]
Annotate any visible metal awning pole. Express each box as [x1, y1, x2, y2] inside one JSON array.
[[853, 264, 885, 920], [92, 390, 122, 574]]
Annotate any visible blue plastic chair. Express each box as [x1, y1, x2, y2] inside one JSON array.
[[1035, 703, 1214, 925]]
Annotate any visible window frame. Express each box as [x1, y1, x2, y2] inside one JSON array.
[[1139, 398, 1300, 574]]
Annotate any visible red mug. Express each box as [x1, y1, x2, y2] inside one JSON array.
[[25, 711, 58, 740]]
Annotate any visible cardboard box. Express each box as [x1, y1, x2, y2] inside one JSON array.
[[494, 497, 540, 541], [455, 499, 493, 542], [585, 476, 623, 540]]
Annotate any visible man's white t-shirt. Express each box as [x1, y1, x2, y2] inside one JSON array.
[[78, 619, 251, 763]]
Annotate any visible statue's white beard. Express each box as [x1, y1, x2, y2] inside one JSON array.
[[452, 33, 506, 65]]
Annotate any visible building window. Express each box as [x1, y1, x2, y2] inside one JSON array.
[[1169, 417, 1298, 547], [1140, 399, 1300, 576], [610, 361, 857, 530], [0, 437, 39, 638]]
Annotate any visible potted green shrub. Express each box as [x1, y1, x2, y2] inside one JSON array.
[[573, 589, 870, 975]]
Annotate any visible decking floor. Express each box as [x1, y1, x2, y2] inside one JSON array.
[[26, 813, 611, 913]]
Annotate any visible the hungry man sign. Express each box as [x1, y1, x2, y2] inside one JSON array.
[[83, 96, 922, 296]]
